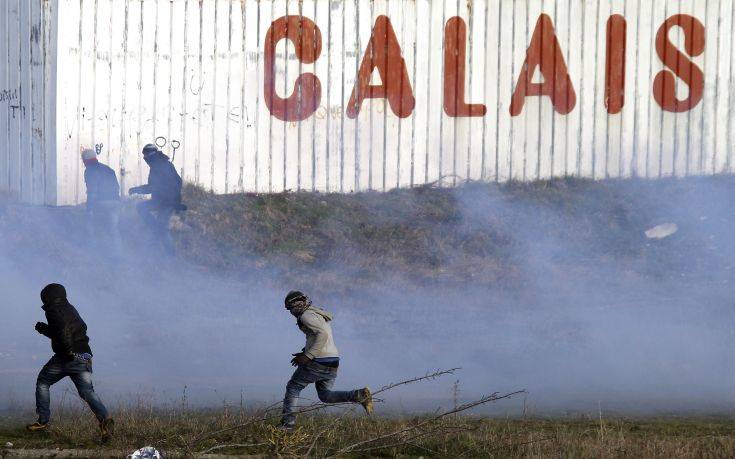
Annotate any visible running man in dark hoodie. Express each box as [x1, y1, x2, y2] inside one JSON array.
[[27, 284, 114, 440], [280, 291, 373, 429], [128, 144, 183, 254]]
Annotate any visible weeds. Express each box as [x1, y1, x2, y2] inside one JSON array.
[[2, 369, 734, 457], [2, 409, 735, 457], [173, 176, 735, 294]]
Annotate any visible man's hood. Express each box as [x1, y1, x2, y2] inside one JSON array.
[[41, 299, 67, 311], [41, 283, 67, 306], [144, 151, 170, 165], [306, 306, 333, 321]]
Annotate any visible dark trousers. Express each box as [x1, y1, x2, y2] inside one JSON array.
[[137, 200, 175, 253], [35, 355, 109, 424], [87, 201, 122, 257], [281, 361, 357, 427]]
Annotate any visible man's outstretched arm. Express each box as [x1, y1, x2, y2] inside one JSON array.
[[128, 184, 151, 195]]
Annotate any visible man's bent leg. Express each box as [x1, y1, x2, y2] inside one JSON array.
[[156, 207, 175, 254], [69, 362, 109, 422], [314, 370, 357, 404], [35, 358, 66, 424], [138, 201, 172, 253], [281, 366, 318, 427], [137, 201, 159, 232]]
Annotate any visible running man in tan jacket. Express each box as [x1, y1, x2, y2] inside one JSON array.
[[280, 291, 373, 429]]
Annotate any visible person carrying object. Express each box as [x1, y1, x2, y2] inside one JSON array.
[[280, 290, 373, 430], [128, 143, 185, 254], [81, 148, 122, 257], [27, 284, 114, 441]]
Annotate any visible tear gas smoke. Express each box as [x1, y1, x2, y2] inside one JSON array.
[[1, 178, 734, 416]]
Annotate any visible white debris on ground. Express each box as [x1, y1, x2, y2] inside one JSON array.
[[128, 446, 164, 458], [5, 442, 13, 448], [645, 223, 678, 240]]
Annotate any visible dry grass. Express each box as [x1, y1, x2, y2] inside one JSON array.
[[2, 176, 734, 295], [173, 176, 735, 294], [1, 370, 733, 458], [2, 405, 734, 457]]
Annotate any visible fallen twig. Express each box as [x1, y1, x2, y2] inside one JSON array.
[[331, 390, 526, 455], [303, 408, 355, 457], [345, 423, 473, 454], [189, 368, 462, 451], [373, 368, 461, 395]]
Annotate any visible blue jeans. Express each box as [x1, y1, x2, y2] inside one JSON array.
[[35, 355, 109, 424], [281, 361, 357, 426]]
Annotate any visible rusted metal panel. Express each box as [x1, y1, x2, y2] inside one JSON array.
[[3, 0, 735, 204]]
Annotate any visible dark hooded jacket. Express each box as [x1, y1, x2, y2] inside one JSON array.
[[38, 285, 92, 359], [84, 161, 120, 206], [131, 152, 182, 208]]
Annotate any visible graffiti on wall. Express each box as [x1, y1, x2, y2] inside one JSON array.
[[0, 88, 25, 119], [0, 88, 18, 104]]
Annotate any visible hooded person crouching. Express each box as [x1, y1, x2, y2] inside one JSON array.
[[128, 144, 183, 254], [27, 284, 114, 440], [280, 291, 373, 429]]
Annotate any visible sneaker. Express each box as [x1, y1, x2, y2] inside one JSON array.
[[357, 387, 374, 415], [100, 418, 115, 441], [25, 422, 48, 432]]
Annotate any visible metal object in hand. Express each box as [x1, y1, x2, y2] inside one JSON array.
[[170, 139, 180, 161]]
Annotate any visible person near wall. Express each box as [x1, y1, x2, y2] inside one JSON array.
[[128, 144, 184, 255], [81, 148, 122, 257], [280, 290, 373, 430], [27, 284, 115, 441]]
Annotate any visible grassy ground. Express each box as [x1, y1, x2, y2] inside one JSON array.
[[174, 176, 735, 293], [3, 176, 734, 293], [1, 407, 734, 458]]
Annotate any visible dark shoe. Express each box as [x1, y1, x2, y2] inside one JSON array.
[[25, 422, 48, 432], [357, 387, 374, 415], [100, 418, 115, 441]]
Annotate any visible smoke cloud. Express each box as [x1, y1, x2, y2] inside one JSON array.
[[1, 177, 734, 416]]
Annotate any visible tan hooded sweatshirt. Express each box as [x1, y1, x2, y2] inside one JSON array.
[[297, 307, 339, 360]]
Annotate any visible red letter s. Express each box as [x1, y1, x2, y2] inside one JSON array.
[[653, 14, 705, 113]]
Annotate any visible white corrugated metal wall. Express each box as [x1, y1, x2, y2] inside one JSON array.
[[0, 0, 57, 205], [42, 0, 735, 204]]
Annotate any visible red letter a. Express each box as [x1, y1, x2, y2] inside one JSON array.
[[346, 16, 415, 119], [510, 14, 576, 116]]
